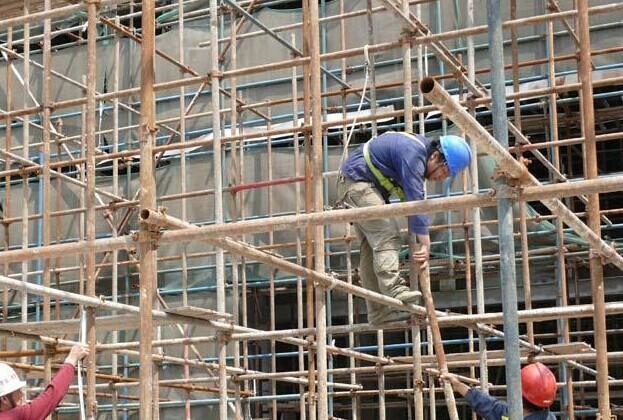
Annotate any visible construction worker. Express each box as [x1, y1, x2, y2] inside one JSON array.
[[442, 362, 558, 420], [337, 131, 471, 324], [0, 343, 89, 419]]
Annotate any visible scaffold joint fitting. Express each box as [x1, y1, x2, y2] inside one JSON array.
[[493, 184, 521, 200], [209, 70, 224, 79]]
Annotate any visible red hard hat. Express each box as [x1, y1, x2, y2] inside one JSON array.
[[521, 362, 557, 408]]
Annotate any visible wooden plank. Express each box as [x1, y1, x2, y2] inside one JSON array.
[[0, 314, 179, 336], [542, 342, 594, 355], [164, 305, 233, 322]]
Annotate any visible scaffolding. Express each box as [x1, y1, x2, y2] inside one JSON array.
[[0, 0, 622, 418]]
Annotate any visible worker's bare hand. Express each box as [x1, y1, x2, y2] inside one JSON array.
[[412, 245, 429, 269], [440, 372, 460, 385], [65, 344, 90, 366], [440, 372, 470, 396]]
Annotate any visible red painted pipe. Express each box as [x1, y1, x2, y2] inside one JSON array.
[[229, 176, 305, 194]]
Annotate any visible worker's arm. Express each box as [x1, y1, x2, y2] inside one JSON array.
[[400, 157, 430, 266], [17, 344, 89, 420], [464, 388, 509, 420], [396, 147, 429, 238], [442, 373, 508, 420], [441, 373, 470, 397]]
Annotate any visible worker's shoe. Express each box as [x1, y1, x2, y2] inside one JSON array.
[[393, 290, 421, 306], [369, 310, 412, 325], [383, 311, 412, 323]]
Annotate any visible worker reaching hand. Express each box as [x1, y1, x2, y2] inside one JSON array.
[[442, 362, 558, 420], [337, 131, 471, 324], [0, 344, 89, 420]]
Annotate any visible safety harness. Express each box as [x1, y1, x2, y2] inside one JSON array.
[[363, 142, 406, 201], [362, 133, 427, 202]]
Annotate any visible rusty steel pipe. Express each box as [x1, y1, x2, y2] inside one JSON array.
[[419, 77, 623, 270], [1, 174, 622, 266]]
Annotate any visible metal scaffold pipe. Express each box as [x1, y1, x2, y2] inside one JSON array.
[[486, 1, 522, 417], [418, 78, 623, 271], [577, 0, 611, 417], [85, 0, 98, 417], [0, 175, 622, 266], [2, 1, 623, 417], [138, 0, 158, 418]]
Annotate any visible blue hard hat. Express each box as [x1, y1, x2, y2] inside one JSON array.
[[439, 135, 472, 177]]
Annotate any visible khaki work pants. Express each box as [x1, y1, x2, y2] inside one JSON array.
[[337, 176, 418, 323]]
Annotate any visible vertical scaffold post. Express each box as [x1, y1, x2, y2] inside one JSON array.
[[305, 0, 328, 418], [138, 0, 158, 418], [85, 0, 99, 417], [486, 1, 523, 418], [577, 1, 611, 418]]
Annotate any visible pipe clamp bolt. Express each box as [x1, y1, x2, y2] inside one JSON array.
[[494, 184, 520, 200]]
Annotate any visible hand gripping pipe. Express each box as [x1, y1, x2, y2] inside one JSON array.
[[419, 77, 623, 271]]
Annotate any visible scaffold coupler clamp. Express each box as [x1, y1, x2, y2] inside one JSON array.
[[43, 343, 57, 358], [215, 331, 232, 350], [400, 27, 416, 44], [413, 377, 425, 391], [322, 272, 337, 291], [526, 345, 544, 364], [589, 247, 610, 265], [491, 173, 522, 201], [300, 124, 312, 137], [157, 206, 168, 218], [209, 69, 224, 80], [406, 313, 421, 327], [131, 228, 162, 251], [220, 3, 232, 14]]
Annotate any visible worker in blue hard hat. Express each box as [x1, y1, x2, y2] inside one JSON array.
[[337, 131, 472, 324]]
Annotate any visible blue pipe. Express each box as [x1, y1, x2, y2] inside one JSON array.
[[90, 336, 507, 372]]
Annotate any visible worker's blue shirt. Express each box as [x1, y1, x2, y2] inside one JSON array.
[[466, 389, 556, 420], [340, 131, 430, 235]]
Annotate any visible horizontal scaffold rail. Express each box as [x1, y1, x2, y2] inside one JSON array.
[[0, 174, 621, 264]]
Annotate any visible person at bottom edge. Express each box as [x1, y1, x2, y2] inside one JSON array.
[[442, 362, 557, 420], [0, 344, 89, 420]]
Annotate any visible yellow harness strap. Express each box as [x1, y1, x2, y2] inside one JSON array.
[[363, 142, 406, 201]]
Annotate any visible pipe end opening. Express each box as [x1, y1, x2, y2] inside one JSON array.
[[420, 77, 435, 94], [139, 208, 151, 220]]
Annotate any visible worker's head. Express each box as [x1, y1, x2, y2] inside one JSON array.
[[0, 364, 26, 411], [521, 362, 557, 411], [425, 135, 472, 181]]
